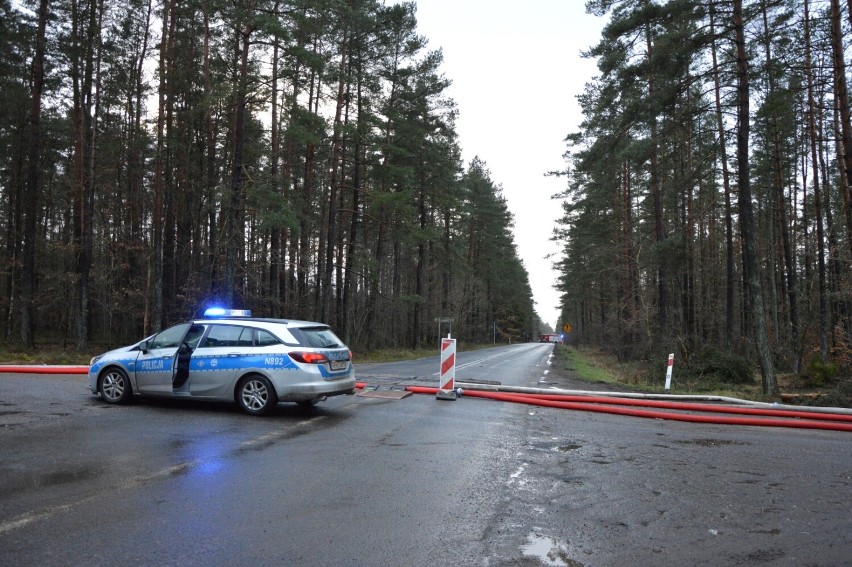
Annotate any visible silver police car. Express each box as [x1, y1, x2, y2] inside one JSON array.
[[88, 309, 356, 415]]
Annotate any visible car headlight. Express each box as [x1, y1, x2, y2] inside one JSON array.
[[90, 355, 103, 366]]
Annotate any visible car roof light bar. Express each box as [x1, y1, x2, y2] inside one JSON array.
[[203, 308, 252, 318]]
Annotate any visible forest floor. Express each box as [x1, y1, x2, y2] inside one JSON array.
[[0, 342, 96, 365]]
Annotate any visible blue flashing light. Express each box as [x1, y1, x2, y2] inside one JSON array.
[[203, 308, 252, 318]]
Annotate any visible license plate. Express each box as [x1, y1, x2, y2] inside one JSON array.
[[329, 361, 348, 371]]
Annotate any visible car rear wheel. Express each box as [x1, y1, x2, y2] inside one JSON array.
[[99, 367, 132, 404], [237, 375, 277, 416]]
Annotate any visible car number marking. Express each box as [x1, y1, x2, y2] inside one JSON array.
[[329, 361, 348, 371], [265, 357, 288, 366]]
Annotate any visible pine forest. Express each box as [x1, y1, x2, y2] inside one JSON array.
[[1, 0, 540, 352], [2, 0, 852, 394], [557, 0, 852, 394]]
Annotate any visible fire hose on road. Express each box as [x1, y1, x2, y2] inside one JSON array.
[[2, 365, 849, 432], [357, 382, 852, 433], [0, 365, 89, 374]]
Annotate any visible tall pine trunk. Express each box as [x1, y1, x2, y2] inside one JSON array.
[[299, 58, 319, 320], [269, 6, 281, 317], [829, 0, 852, 343], [710, 4, 735, 350], [643, 6, 668, 335], [804, 0, 829, 361], [761, 0, 800, 371], [322, 28, 348, 323], [126, 0, 152, 314], [341, 58, 363, 344], [71, 0, 100, 350], [226, 20, 254, 306], [201, 0, 218, 304], [147, 0, 172, 334], [20, 0, 49, 348], [734, 0, 777, 395]]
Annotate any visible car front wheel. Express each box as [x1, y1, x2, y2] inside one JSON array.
[[99, 367, 132, 404], [237, 375, 277, 416]]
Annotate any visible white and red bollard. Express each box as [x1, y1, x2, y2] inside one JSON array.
[[664, 353, 674, 390], [436, 337, 458, 400]]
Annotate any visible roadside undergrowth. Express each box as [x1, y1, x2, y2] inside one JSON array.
[[0, 343, 94, 365], [553, 344, 851, 407]]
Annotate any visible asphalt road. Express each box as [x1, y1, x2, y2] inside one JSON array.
[[1, 343, 850, 566]]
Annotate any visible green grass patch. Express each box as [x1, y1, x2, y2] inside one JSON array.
[[557, 347, 615, 384], [554, 344, 645, 387]]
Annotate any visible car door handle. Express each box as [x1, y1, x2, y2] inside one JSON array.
[[228, 353, 240, 357]]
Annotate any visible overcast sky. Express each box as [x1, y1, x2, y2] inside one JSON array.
[[411, 1, 605, 328]]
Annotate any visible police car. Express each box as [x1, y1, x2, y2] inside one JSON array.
[[88, 309, 356, 415]]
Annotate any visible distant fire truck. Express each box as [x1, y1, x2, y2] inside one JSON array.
[[539, 333, 562, 343]]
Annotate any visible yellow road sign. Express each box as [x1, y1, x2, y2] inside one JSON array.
[[563, 322, 572, 333]]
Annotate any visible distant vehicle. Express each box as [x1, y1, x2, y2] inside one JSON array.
[[539, 333, 562, 344], [89, 309, 356, 415]]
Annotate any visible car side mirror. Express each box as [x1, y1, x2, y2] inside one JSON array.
[[139, 340, 149, 354]]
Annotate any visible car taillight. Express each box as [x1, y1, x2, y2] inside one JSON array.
[[289, 352, 329, 364]]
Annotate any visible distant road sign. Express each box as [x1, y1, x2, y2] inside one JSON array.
[[434, 317, 454, 323], [563, 322, 572, 333]]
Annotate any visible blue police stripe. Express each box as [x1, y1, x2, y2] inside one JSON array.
[[189, 354, 298, 372]]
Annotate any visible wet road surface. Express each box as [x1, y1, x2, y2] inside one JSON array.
[[1, 343, 850, 566]]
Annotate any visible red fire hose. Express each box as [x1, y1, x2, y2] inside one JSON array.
[[358, 383, 852, 433], [0, 365, 89, 374], [4, 369, 849, 432]]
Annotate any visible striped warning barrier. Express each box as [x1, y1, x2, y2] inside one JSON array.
[[437, 338, 457, 400]]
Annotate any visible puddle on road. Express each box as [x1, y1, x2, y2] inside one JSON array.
[[674, 438, 750, 447], [521, 532, 585, 566], [553, 444, 582, 453]]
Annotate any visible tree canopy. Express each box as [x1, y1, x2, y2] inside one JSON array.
[[1, 0, 541, 351], [556, 0, 852, 390]]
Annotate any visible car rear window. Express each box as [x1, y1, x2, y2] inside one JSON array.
[[291, 326, 344, 348]]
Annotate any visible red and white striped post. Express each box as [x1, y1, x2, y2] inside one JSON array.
[[664, 353, 674, 390], [437, 337, 457, 399]]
